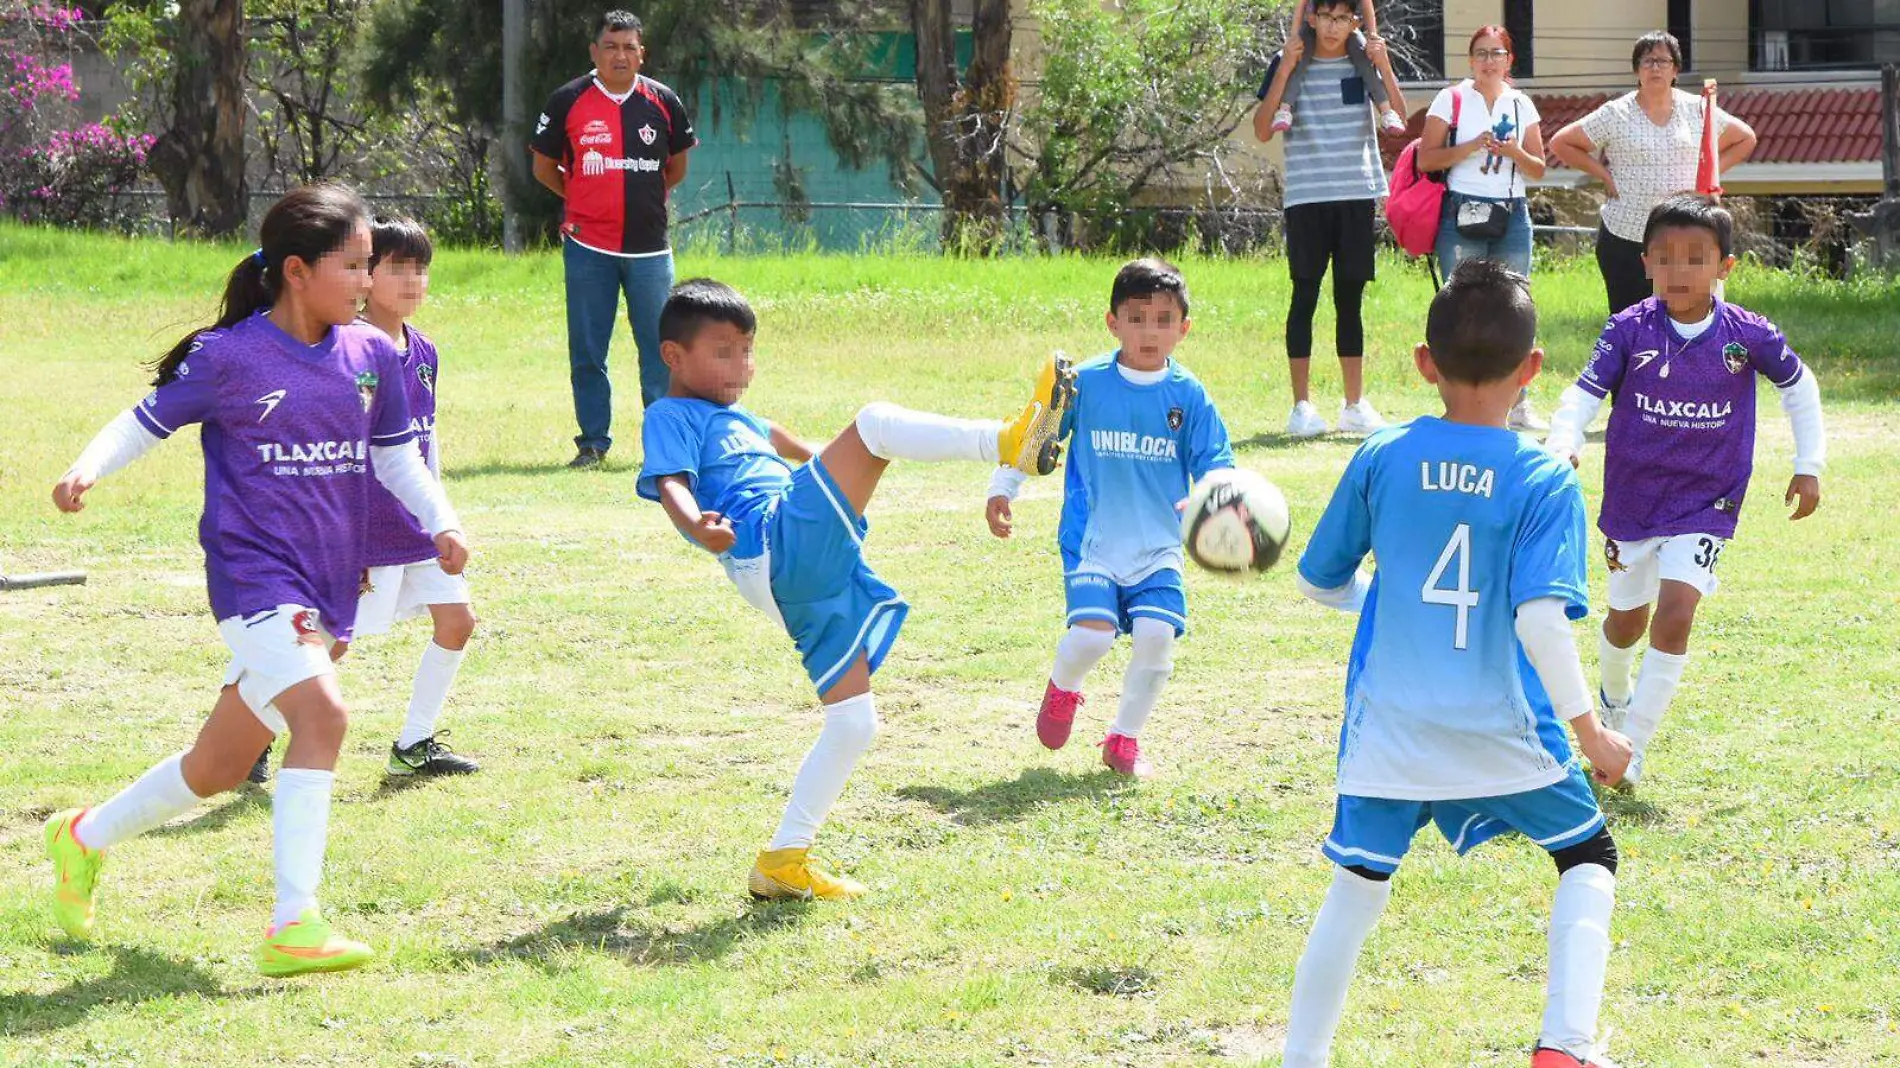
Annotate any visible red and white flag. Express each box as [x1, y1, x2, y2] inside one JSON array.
[[1696, 78, 1723, 196]]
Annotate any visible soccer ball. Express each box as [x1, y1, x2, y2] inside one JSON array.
[[1180, 468, 1291, 574]]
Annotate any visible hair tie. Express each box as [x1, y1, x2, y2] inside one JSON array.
[[252, 248, 267, 267]]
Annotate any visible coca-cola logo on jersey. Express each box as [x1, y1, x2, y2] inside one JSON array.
[[578, 119, 613, 147]]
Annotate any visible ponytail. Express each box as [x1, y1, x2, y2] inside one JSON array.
[[145, 182, 372, 387]]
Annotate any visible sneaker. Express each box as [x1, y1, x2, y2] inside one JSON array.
[[1598, 689, 1630, 733], [247, 743, 272, 785], [1509, 395, 1550, 432], [567, 446, 607, 469], [1337, 398, 1387, 435], [1271, 104, 1294, 133], [44, 809, 104, 938], [257, 908, 375, 977], [749, 846, 866, 901], [1532, 1046, 1621, 1068], [1379, 107, 1408, 134], [1037, 680, 1085, 751], [997, 353, 1079, 475], [386, 732, 481, 777], [1100, 733, 1153, 778], [1285, 400, 1328, 439]]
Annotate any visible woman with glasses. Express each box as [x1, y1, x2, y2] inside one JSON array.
[[1415, 24, 1546, 430], [1549, 31, 1757, 316]]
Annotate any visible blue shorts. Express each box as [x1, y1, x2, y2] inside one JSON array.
[[1322, 764, 1605, 875], [761, 458, 909, 695], [1064, 567, 1186, 636]]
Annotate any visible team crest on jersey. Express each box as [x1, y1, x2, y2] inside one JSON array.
[[355, 370, 379, 412], [1603, 540, 1628, 573], [1722, 342, 1749, 375], [291, 609, 323, 646], [1167, 406, 1184, 431], [638, 123, 657, 145], [416, 362, 435, 394]]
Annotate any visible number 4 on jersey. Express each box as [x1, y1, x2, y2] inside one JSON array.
[[1422, 523, 1479, 650]]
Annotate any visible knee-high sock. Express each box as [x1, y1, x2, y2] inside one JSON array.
[[768, 693, 879, 851], [1050, 625, 1115, 692], [1540, 864, 1617, 1058], [1598, 626, 1639, 706], [272, 768, 334, 929], [854, 401, 1000, 464], [1112, 617, 1175, 738], [1623, 648, 1688, 752], [1283, 866, 1392, 1068], [398, 642, 466, 748], [75, 753, 203, 851]]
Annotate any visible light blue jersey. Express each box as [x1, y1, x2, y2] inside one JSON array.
[[1299, 417, 1590, 802], [636, 397, 791, 561], [1056, 354, 1234, 583]]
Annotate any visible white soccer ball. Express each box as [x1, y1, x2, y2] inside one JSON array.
[[1180, 468, 1291, 574]]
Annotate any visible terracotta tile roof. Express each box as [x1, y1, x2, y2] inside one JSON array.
[[1381, 85, 1884, 168]]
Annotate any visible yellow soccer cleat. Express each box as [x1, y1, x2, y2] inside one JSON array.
[[44, 808, 104, 939], [997, 353, 1078, 476], [748, 847, 867, 901], [257, 909, 375, 978]]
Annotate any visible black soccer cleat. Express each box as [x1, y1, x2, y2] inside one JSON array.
[[386, 732, 481, 777], [247, 744, 273, 785]]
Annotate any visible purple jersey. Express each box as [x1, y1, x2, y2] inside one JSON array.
[[1577, 297, 1806, 541], [363, 324, 440, 567], [133, 313, 418, 640]]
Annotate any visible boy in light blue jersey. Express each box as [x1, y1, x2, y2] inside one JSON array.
[[638, 279, 1075, 902], [986, 259, 1234, 777], [1283, 260, 1634, 1068]]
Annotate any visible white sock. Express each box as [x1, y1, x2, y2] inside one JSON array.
[[855, 401, 1000, 464], [1598, 627, 1639, 705], [1539, 863, 1617, 1058], [1050, 624, 1115, 692], [768, 693, 878, 851], [75, 753, 203, 851], [1623, 648, 1689, 752], [1284, 866, 1392, 1068], [272, 768, 334, 930], [398, 642, 466, 748], [1112, 617, 1175, 739]]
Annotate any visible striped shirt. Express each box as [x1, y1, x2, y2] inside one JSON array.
[[1264, 54, 1388, 208]]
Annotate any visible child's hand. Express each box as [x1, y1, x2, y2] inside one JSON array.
[[1551, 448, 1581, 471], [1363, 34, 1390, 69], [434, 530, 471, 575], [52, 472, 94, 513], [1583, 726, 1634, 787], [986, 496, 1014, 539], [692, 511, 737, 553], [1785, 474, 1820, 520], [329, 639, 351, 664]]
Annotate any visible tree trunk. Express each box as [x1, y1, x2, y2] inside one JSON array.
[[911, 0, 1015, 253], [149, 0, 249, 237]]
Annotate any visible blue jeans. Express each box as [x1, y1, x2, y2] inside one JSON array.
[[1435, 193, 1533, 276], [563, 237, 675, 452]]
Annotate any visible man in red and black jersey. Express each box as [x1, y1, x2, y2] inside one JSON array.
[[532, 9, 697, 468]]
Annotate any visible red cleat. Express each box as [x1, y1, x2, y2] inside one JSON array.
[[1037, 681, 1084, 750], [1100, 732, 1153, 778]]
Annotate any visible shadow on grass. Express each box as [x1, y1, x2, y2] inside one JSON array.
[[1599, 788, 1669, 827], [453, 899, 814, 969], [450, 459, 616, 479], [896, 767, 1131, 826], [145, 787, 268, 839], [0, 946, 238, 1035], [1231, 431, 1351, 454]]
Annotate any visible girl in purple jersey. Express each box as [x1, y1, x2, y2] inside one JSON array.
[[45, 184, 470, 977]]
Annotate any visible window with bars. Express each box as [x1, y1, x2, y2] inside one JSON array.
[[1669, 0, 1695, 71], [1504, 0, 1533, 79], [1376, 0, 1445, 80]]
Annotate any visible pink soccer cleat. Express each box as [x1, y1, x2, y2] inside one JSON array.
[[1100, 732, 1153, 778], [1037, 681, 1084, 750]]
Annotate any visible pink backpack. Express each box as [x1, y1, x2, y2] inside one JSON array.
[[1385, 88, 1462, 257]]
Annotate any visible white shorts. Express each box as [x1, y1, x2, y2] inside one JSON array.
[[1604, 533, 1725, 611], [354, 560, 470, 637], [218, 605, 338, 734]]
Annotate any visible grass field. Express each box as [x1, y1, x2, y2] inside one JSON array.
[[1, 225, 1897, 1067]]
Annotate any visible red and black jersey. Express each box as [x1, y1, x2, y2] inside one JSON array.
[[531, 73, 697, 256]]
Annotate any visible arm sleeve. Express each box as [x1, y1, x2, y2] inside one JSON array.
[[530, 85, 574, 160], [67, 409, 162, 482], [1297, 446, 1374, 592], [1543, 383, 1605, 459], [987, 465, 1029, 502], [1510, 469, 1590, 621], [370, 442, 462, 536], [132, 341, 219, 438], [1574, 317, 1628, 400], [635, 404, 701, 502], [1186, 391, 1235, 481], [368, 347, 419, 449], [1514, 595, 1593, 721], [1713, 103, 1735, 137], [1777, 369, 1826, 477], [1296, 570, 1372, 614], [1576, 99, 1619, 148], [1425, 85, 1455, 123], [1518, 91, 1542, 128], [662, 83, 698, 153]]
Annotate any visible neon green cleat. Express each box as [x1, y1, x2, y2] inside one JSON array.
[[44, 808, 104, 939], [257, 909, 375, 978], [997, 353, 1078, 476]]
